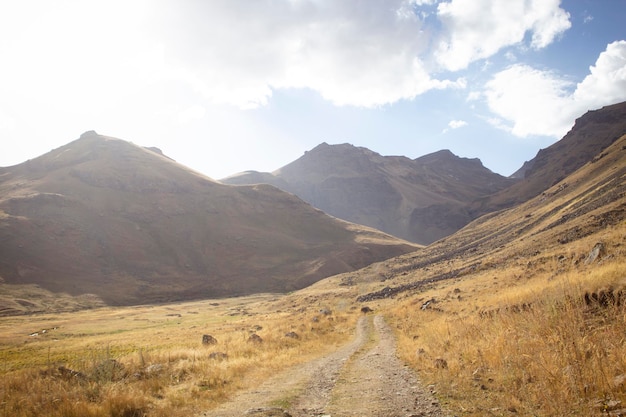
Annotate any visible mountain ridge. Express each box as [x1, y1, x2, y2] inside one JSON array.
[[223, 102, 626, 245], [0, 132, 417, 306], [476, 101, 626, 213], [223, 142, 517, 244]]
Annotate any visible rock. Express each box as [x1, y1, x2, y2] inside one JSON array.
[[245, 407, 291, 416], [434, 358, 448, 369], [144, 363, 164, 375], [202, 334, 218, 345], [584, 287, 624, 307], [585, 242, 605, 264], [58, 366, 87, 381], [284, 331, 300, 339], [209, 352, 229, 360], [360, 306, 374, 313], [132, 363, 164, 380], [606, 400, 622, 411], [614, 374, 626, 389], [248, 334, 263, 344]]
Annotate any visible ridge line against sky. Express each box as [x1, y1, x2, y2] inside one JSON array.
[[0, 0, 625, 179]]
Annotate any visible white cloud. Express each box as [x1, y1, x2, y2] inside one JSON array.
[[485, 117, 510, 132], [449, 120, 468, 129], [146, 0, 468, 109], [443, 119, 468, 133], [484, 41, 626, 138], [435, 0, 571, 71], [573, 41, 626, 108], [0, 0, 576, 118], [484, 64, 573, 137]]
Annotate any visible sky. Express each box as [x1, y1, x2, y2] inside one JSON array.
[[0, 0, 625, 179]]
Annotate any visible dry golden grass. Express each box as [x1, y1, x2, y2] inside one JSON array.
[[1, 133, 624, 416], [0, 293, 358, 417], [389, 226, 626, 416]]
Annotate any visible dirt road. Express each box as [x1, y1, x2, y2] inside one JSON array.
[[202, 315, 446, 417]]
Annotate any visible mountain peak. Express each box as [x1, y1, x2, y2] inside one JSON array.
[[429, 149, 455, 157], [226, 142, 514, 244], [307, 142, 378, 156], [80, 130, 99, 138], [0, 134, 416, 305]]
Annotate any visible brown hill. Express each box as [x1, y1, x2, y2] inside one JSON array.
[[0, 132, 418, 306], [351, 129, 626, 305], [478, 101, 626, 212], [223, 144, 515, 245]]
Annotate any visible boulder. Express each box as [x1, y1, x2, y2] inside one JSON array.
[[202, 334, 218, 345], [585, 242, 605, 264], [434, 358, 448, 369]]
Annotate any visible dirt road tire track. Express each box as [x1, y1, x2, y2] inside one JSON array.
[[322, 315, 445, 417], [203, 315, 446, 417]]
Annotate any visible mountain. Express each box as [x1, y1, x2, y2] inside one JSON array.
[[478, 101, 626, 212], [0, 132, 418, 306], [223, 144, 515, 245], [354, 127, 626, 305]]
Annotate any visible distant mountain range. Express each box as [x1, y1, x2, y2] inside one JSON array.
[[222, 145, 516, 244], [0, 132, 416, 306], [355, 112, 626, 309], [0, 102, 624, 309], [223, 102, 626, 245]]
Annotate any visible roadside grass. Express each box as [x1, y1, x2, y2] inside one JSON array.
[[390, 230, 626, 416], [0, 294, 357, 417]]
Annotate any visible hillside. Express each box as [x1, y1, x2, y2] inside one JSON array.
[[478, 101, 626, 212], [223, 144, 515, 244], [0, 132, 417, 308], [331, 132, 626, 417], [350, 131, 626, 303]]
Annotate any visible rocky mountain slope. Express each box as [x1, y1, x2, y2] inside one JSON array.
[[0, 132, 417, 306], [479, 101, 626, 213], [352, 128, 626, 306], [223, 144, 515, 244]]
